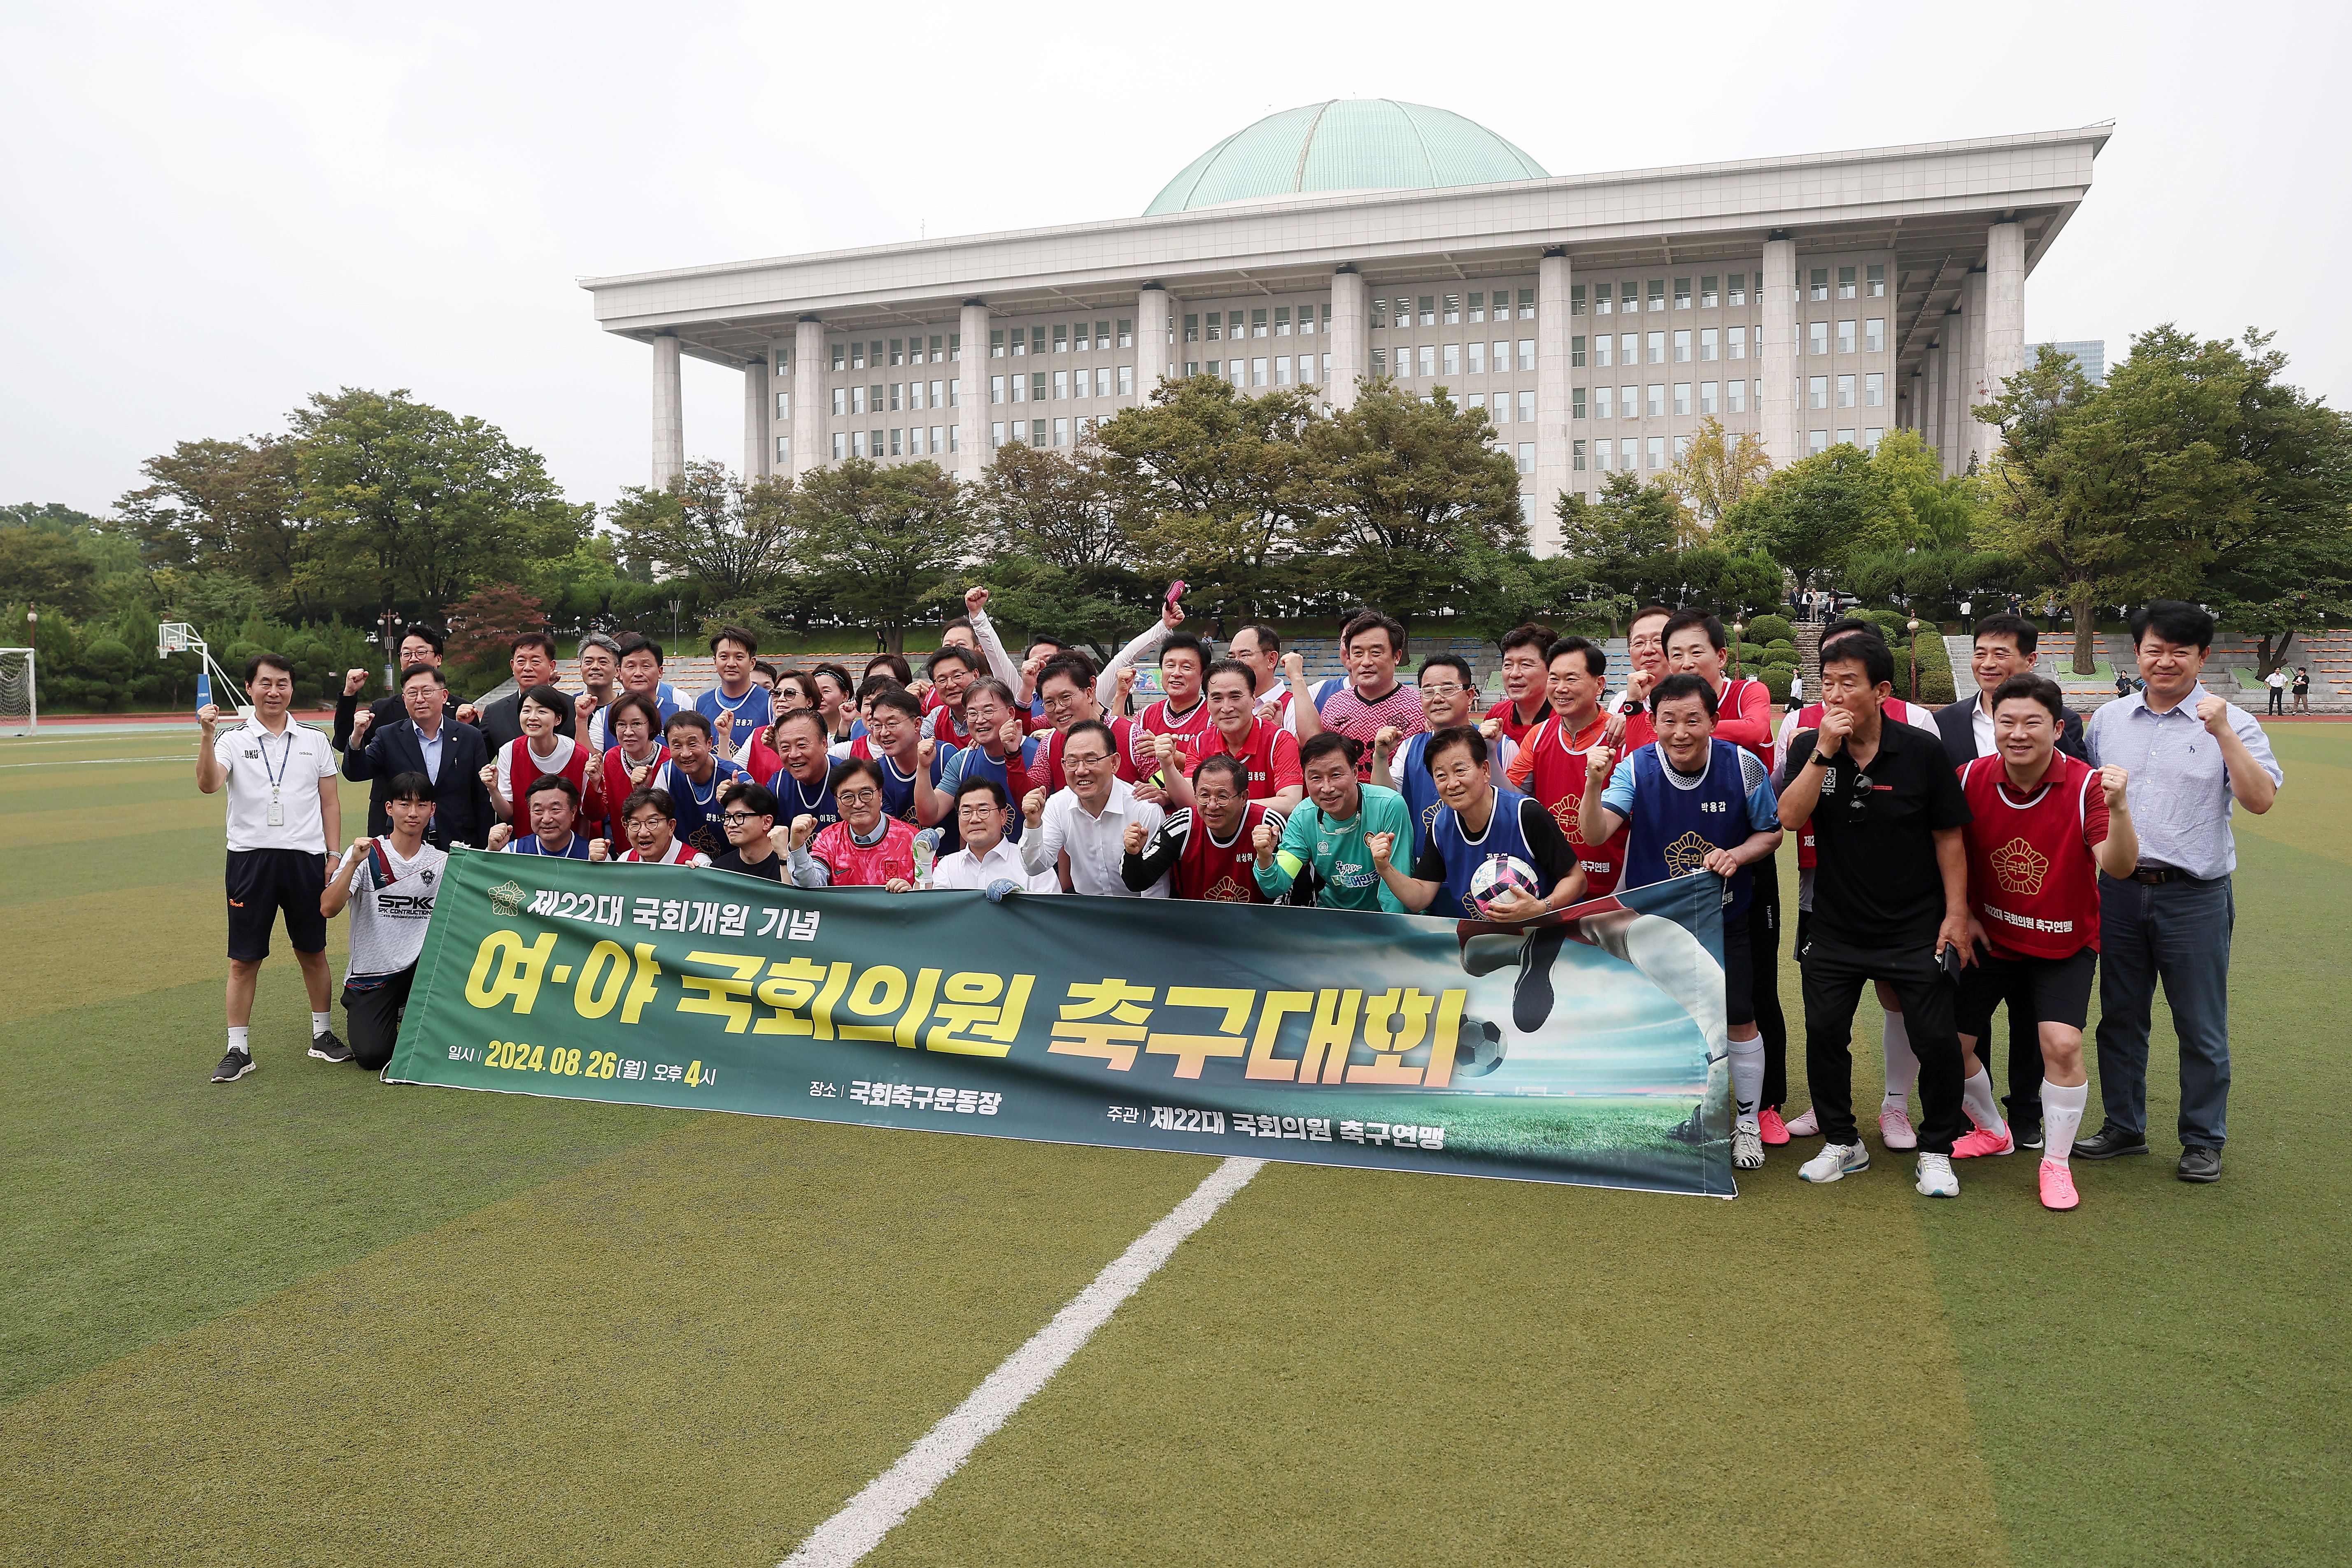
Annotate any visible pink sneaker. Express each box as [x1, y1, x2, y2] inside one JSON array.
[[1952, 1121, 2016, 1159], [1783, 1107, 1820, 1138], [2038, 1159, 2080, 1211], [1758, 1106, 1791, 1146], [1878, 1105, 1918, 1150]]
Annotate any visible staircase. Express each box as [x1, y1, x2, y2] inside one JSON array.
[[1794, 623, 1823, 700]]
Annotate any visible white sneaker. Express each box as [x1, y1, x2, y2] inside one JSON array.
[[1784, 1106, 1820, 1137], [1733, 1124, 1765, 1169], [1914, 1152, 1959, 1198], [1799, 1142, 1869, 1183], [1879, 1104, 1918, 1151]]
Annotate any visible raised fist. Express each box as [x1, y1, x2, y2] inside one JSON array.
[[713, 708, 734, 744], [1115, 666, 1136, 701], [631, 760, 657, 788], [1476, 719, 1501, 742], [1160, 596, 1185, 631], [350, 835, 373, 854], [1252, 818, 1278, 863], [588, 839, 610, 862], [455, 703, 480, 726], [1151, 732, 1178, 768], [964, 584, 990, 615], [1372, 725, 1402, 758], [478, 763, 498, 789], [1282, 651, 1305, 680], [2195, 693, 2231, 736], [788, 814, 817, 849], [998, 716, 1025, 753], [343, 668, 370, 697], [1584, 746, 1616, 786], [349, 710, 375, 744], [917, 736, 936, 769], [908, 677, 933, 701], [1124, 820, 1147, 855], [1366, 830, 1395, 869], [1022, 787, 1047, 827], [487, 824, 512, 851], [198, 703, 221, 730], [1021, 654, 1045, 682], [2100, 764, 2130, 810]]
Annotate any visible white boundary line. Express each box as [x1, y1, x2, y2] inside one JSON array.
[[780, 1155, 1265, 1568]]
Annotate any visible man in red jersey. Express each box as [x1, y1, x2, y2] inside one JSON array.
[[1951, 674, 2137, 1211], [1130, 632, 1216, 782], [1484, 623, 1556, 746], [1297, 609, 1425, 777], [1122, 754, 1282, 903], [1031, 654, 1142, 793], [1777, 619, 1944, 1150], [1161, 659, 1304, 815], [1507, 636, 1627, 894]]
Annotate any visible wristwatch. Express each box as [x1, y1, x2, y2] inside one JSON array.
[[1807, 749, 1833, 768]]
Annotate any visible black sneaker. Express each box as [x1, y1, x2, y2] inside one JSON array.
[[2177, 1146, 2222, 1183], [212, 1049, 256, 1083], [308, 1031, 353, 1064], [2073, 1126, 2149, 1161], [2016, 1125, 2045, 1151]]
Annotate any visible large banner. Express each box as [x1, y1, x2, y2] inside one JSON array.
[[385, 851, 1736, 1196]]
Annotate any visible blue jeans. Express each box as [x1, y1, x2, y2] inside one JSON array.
[[2094, 872, 2234, 1149]]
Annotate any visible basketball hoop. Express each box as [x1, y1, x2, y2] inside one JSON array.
[[157, 622, 254, 721]]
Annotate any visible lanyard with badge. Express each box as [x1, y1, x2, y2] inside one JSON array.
[[258, 725, 294, 826]]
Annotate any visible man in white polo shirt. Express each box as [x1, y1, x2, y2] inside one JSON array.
[[196, 651, 344, 1083], [1018, 720, 1168, 896]]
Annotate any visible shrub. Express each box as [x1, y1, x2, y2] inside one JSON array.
[[1756, 663, 1800, 703], [1744, 614, 1794, 645]]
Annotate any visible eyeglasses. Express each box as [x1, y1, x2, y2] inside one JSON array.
[[719, 811, 768, 826], [836, 788, 880, 804], [1420, 682, 1465, 697]]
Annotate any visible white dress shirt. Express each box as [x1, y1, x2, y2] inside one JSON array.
[[931, 836, 1056, 893], [1020, 777, 1168, 896]]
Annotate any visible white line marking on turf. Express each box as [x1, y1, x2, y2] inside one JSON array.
[[0, 754, 194, 768], [780, 1155, 1265, 1568]]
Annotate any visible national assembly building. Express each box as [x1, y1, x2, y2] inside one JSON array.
[[581, 100, 2108, 552]]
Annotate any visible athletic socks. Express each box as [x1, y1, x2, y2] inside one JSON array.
[[1728, 1034, 1766, 1131], [1882, 1010, 1917, 1110], [312, 1011, 333, 1038], [228, 1025, 251, 1056], [1961, 1068, 2005, 1132], [2042, 1079, 2089, 1164]]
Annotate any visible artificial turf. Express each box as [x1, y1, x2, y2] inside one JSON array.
[[0, 724, 2343, 1565]]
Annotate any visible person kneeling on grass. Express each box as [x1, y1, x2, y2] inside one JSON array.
[[787, 756, 920, 889], [319, 772, 445, 1071], [1952, 674, 2138, 1211], [1576, 674, 1783, 1170], [617, 787, 710, 867]]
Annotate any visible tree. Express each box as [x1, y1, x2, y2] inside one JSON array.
[[1667, 418, 1773, 537], [607, 461, 799, 604], [1094, 375, 1322, 624], [444, 583, 549, 686], [0, 524, 98, 615], [1719, 442, 1910, 589], [1300, 381, 1525, 630], [290, 388, 591, 630], [1553, 472, 1688, 609], [793, 458, 968, 652], [969, 441, 1139, 654], [117, 437, 318, 616]]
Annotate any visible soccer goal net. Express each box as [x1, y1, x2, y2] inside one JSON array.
[[0, 648, 34, 733]]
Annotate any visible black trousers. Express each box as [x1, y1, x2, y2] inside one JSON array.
[[1994, 965, 2046, 1133], [1798, 928, 1969, 1155], [1747, 851, 1788, 1106], [343, 967, 417, 1072]]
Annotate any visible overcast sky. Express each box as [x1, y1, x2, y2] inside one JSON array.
[[5, 0, 2345, 519]]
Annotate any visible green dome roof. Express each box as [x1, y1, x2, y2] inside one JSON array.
[[1144, 100, 1547, 216]]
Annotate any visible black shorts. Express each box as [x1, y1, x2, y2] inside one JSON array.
[[1723, 912, 1755, 1028], [226, 848, 328, 962], [1956, 946, 2098, 1037]]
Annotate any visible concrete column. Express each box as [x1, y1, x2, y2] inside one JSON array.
[[791, 317, 824, 480], [1326, 267, 1366, 410], [1533, 249, 1572, 554], [651, 333, 684, 487], [1759, 236, 1798, 468], [1921, 343, 1942, 468], [1977, 223, 2022, 463], [743, 358, 771, 480], [1940, 309, 1968, 475], [1134, 285, 1172, 398], [958, 300, 991, 479]]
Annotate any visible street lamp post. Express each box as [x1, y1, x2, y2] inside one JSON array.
[[1732, 619, 1746, 677], [668, 599, 683, 646], [1907, 616, 1921, 702]]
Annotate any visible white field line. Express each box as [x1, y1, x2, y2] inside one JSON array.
[[0, 754, 194, 768], [779, 1156, 1265, 1568]]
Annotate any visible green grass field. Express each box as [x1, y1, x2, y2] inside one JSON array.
[[2, 720, 2345, 1566]]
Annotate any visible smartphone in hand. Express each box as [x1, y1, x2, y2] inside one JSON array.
[[1165, 579, 1186, 605]]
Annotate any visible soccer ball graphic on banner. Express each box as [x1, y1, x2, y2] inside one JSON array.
[[1467, 854, 1542, 917]]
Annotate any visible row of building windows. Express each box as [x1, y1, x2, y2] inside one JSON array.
[[990, 322, 1137, 356], [1182, 305, 1332, 340], [1183, 355, 1330, 386], [1567, 426, 1886, 474], [1371, 289, 1535, 328], [991, 417, 1111, 449], [1580, 381, 1758, 419], [830, 426, 964, 460], [1805, 373, 1887, 409], [831, 380, 963, 416], [830, 335, 960, 371], [1569, 265, 1886, 315], [988, 367, 1138, 403], [1374, 340, 1536, 377]]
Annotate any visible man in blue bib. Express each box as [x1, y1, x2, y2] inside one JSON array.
[[1368, 725, 1586, 922], [1577, 672, 1783, 1170]]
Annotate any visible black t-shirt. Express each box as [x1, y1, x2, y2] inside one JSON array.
[[1410, 793, 1583, 891], [1784, 721, 1970, 947], [710, 847, 785, 882]]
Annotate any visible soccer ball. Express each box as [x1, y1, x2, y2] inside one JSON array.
[[1467, 854, 1542, 917]]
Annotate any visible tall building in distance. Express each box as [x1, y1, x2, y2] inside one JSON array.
[[2028, 339, 2109, 385], [582, 102, 2109, 552]]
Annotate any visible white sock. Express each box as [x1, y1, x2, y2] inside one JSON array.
[[2043, 1079, 2088, 1165], [228, 1025, 250, 1056], [1961, 1068, 2005, 1132], [1729, 1034, 1765, 1131], [312, 1010, 333, 1037], [1882, 1010, 1917, 1108]]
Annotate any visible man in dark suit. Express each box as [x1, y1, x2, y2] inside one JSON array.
[[1934, 611, 2089, 1147], [345, 665, 495, 849], [468, 631, 577, 755], [334, 625, 447, 753]]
